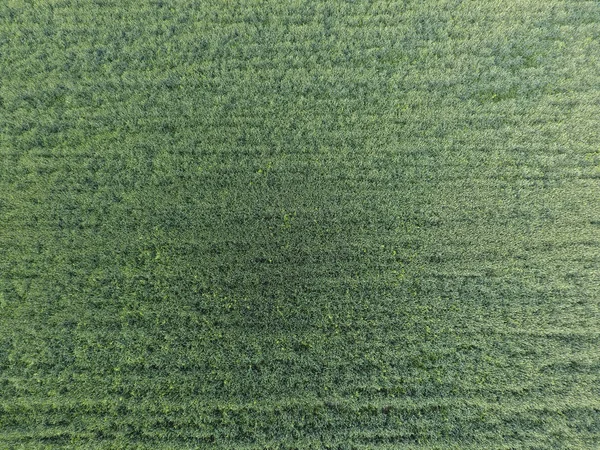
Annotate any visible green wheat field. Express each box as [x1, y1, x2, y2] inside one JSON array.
[[1, 0, 599, 448]]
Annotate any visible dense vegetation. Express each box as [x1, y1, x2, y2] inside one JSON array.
[[1, 0, 599, 448]]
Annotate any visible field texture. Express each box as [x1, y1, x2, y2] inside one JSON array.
[[1, 0, 600, 448]]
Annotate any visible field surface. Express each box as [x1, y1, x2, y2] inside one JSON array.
[[1, 0, 600, 448]]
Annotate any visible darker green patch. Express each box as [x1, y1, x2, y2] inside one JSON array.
[[1, 0, 599, 448]]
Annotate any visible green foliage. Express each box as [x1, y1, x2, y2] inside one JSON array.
[[1, 0, 599, 448]]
